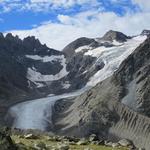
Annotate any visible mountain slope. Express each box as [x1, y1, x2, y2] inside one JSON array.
[[53, 34, 150, 149]]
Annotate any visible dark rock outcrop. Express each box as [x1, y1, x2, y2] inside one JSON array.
[[63, 37, 95, 57], [141, 29, 150, 36], [102, 30, 129, 42]]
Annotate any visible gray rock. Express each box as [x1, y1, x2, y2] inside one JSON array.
[[118, 139, 133, 147], [112, 143, 120, 148], [141, 29, 150, 36], [77, 138, 88, 145], [102, 30, 129, 42], [89, 134, 98, 142]]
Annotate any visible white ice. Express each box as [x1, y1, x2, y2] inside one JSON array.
[[75, 45, 91, 53], [6, 87, 89, 131], [62, 81, 71, 89], [85, 35, 147, 86], [26, 55, 63, 63]]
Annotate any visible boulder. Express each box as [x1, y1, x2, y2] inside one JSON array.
[[112, 143, 120, 148], [77, 138, 88, 145], [89, 134, 98, 142], [118, 139, 133, 147]]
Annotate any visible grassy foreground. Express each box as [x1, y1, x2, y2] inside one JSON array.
[[11, 135, 128, 150]]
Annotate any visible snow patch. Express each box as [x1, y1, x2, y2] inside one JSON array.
[[62, 81, 71, 89], [27, 55, 68, 82], [27, 80, 44, 88], [26, 55, 63, 63], [75, 45, 91, 53]]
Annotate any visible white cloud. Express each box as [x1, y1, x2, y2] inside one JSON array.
[[2, 0, 150, 50], [9, 10, 150, 50], [132, 0, 150, 11], [0, 0, 100, 13]]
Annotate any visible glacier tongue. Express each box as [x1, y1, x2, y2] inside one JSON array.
[[6, 88, 88, 131]]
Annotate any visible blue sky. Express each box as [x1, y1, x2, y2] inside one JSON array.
[[0, 0, 150, 49], [0, 0, 139, 31]]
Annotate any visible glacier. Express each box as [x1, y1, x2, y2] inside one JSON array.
[[6, 88, 88, 131]]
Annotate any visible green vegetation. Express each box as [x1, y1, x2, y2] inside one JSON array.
[[11, 135, 128, 150]]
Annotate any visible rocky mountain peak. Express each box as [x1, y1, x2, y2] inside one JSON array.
[[102, 30, 129, 42], [23, 36, 41, 47], [5, 33, 14, 40], [0, 32, 4, 38], [141, 29, 150, 36], [63, 37, 95, 57]]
